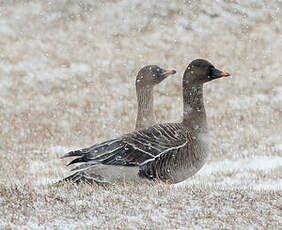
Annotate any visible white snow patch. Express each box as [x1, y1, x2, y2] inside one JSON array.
[[176, 156, 282, 190], [275, 144, 282, 151], [0, 22, 15, 36], [199, 156, 282, 175], [70, 63, 91, 74], [253, 182, 282, 191]]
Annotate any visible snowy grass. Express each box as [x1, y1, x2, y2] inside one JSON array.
[[0, 0, 281, 229]]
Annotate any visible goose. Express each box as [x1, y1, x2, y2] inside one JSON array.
[[61, 59, 230, 185], [135, 65, 176, 130], [60, 65, 176, 184]]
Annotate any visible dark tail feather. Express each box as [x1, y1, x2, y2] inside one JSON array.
[[67, 156, 89, 166], [61, 149, 84, 159], [61, 138, 124, 160]]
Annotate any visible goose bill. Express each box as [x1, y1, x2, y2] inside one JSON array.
[[161, 69, 177, 77], [210, 68, 230, 79]]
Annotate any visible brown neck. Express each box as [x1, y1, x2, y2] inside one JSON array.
[[182, 82, 207, 131], [135, 85, 155, 130]]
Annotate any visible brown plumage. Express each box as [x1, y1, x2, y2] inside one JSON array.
[[61, 59, 230, 185], [60, 65, 176, 184], [135, 65, 176, 130]]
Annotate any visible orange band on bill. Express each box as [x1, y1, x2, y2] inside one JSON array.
[[221, 72, 229, 77]]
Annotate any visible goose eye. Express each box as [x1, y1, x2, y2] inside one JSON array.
[[209, 67, 215, 76]]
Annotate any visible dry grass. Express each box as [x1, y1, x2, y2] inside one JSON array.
[[0, 0, 281, 229], [1, 182, 281, 229]]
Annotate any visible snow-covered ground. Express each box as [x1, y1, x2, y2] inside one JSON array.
[[0, 0, 281, 229]]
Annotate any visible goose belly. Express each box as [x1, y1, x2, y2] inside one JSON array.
[[171, 133, 210, 183], [87, 165, 140, 182], [173, 156, 207, 183]]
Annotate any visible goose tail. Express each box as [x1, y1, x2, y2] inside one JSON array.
[[61, 138, 132, 170]]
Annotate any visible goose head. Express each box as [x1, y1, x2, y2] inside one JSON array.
[[184, 59, 230, 85], [136, 65, 176, 87]]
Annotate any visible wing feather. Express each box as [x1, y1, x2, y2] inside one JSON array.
[[63, 123, 187, 172]]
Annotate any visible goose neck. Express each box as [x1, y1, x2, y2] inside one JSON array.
[[182, 83, 207, 131], [135, 85, 155, 130]]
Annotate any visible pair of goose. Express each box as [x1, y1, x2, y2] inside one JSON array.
[[61, 59, 230, 185]]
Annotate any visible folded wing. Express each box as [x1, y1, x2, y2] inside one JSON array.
[[62, 123, 187, 172]]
